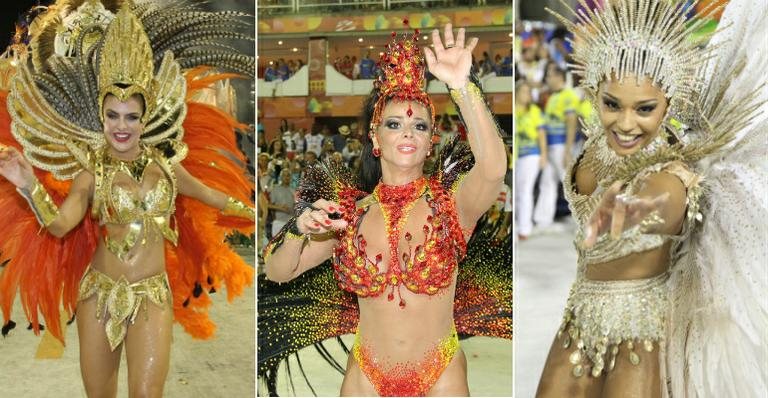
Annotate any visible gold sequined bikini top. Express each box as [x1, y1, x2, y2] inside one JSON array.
[[564, 134, 702, 267], [90, 141, 188, 261]]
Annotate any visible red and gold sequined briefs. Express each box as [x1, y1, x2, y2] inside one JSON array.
[[352, 325, 459, 396]]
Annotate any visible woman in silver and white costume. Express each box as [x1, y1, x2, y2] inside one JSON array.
[[534, 0, 767, 397]]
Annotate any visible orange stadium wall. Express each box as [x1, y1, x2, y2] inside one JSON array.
[[258, 7, 513, 35], [258, 5, 513, 142]]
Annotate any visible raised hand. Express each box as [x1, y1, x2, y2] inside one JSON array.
[[581, 181, 669, 249], [0, 145, 36, 189], [423, 23, 479, 90], [296, 199, 348, 235]]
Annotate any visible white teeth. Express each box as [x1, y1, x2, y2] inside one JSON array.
[[615, 132, 639, 142]]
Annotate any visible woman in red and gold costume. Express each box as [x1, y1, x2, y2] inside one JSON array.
[[0, 1, 254, 396], [261, 22, 511, 396]]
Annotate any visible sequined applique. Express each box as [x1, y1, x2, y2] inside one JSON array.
[[78, 266, 169, 351], [332, 176, 466, 307], [558, 273, 668, 377], [352, 325, 459, 396], [93, 146, 179, 261]]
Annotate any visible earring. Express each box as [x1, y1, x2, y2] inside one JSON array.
[[372, 147, 381, 157]]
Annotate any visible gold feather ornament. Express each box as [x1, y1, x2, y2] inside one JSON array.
[[97, 4, 155, 123]]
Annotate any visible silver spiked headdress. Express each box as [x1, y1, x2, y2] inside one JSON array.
[[548, 0, 724, 125]]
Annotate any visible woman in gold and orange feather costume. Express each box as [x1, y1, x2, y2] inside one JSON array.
[[0, 1, 255, 396]]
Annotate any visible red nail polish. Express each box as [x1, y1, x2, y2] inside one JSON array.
[[314, 222, 320, 227], [329, 206, 335, 211], [325, 220, 331, 225]]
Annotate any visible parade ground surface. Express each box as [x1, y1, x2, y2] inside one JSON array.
[[262, 334, 513, 396], [0, 243, 515, 397], [516, 222, 578, 397], [0, 248, 255, 397]]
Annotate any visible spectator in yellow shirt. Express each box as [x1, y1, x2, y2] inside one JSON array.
[[515, 81, 547, 239], [534, 66, 578, 229]]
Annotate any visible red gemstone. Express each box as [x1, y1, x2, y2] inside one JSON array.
[[407, 107, 413, 117], [405, 232, 412, 241], [399, 299, 406, 309], [375, 254, 383, 263], [387, 292, 394, 301]]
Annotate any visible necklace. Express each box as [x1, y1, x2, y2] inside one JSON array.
[[373, 176, 428, 307], [582, 129, 669, 188], [106, 146, 152, 183]]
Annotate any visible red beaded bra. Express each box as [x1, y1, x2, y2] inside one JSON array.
[[332, 176, 467, 308]]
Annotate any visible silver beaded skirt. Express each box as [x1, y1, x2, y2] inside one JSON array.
[[557, 272, 669, 378]]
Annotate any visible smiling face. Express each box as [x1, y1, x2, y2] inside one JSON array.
[[598, 75, 668, 156], [102, 94, 144, 159], [372, 100, 432, 181]]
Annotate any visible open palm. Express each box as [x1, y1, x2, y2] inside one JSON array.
[[423, 23, 479, 90], [0, 146, 35, 189], [582, 181, 669, 248]]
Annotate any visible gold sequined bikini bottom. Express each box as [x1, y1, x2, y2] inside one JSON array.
[[558, 272, 668, 378], [78, 266, 170, 351], [352, 324, 459, 397]]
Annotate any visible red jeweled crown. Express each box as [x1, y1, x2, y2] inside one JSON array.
[[370, 19, 436, 135]]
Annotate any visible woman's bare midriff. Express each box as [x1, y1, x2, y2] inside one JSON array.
[[89, 164, 170, 281], [357, 275, 457, 360], [91, 232, 167, 282], [574, 158, 674, 282], [584, 241, 672, 281]]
